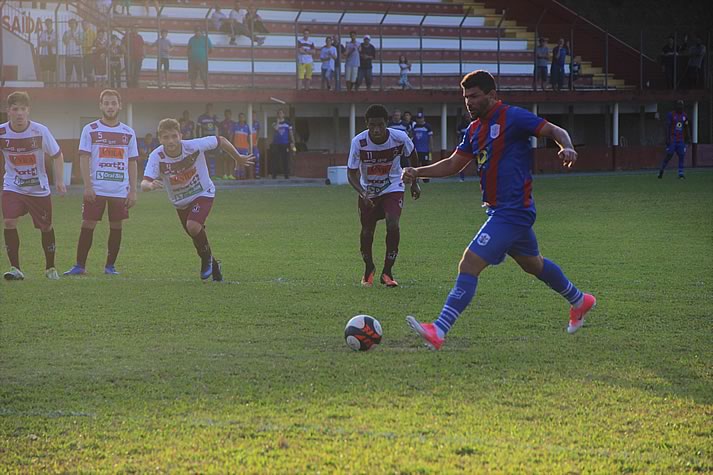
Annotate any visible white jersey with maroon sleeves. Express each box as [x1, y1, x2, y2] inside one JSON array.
[[79, 120, 138, 198], [0, 121, 61, 197], [144, 136, 218, 209], [347, 128, 414, 198]]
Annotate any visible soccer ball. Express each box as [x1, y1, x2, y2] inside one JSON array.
[[344, 315, 382, 351]]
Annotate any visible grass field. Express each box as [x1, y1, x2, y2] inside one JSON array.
[[1, 171, 712, 473]]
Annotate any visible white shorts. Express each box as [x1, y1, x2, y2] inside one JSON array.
[[345, 66, 359, 82]]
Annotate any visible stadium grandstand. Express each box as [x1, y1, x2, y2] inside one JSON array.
[[0, 0, 710, 179]]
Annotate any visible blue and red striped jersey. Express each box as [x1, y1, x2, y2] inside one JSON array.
[[456, 101, 547, 214], [666, 111, 688, 144]]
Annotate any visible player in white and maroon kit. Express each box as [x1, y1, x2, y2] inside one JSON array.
[[1, 92, 65, 280], [141, 118, 254, 281], [347, 104, 420, 287], [65, 90, 138, 276]]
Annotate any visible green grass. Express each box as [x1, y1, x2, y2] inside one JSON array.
[[1, 172, 712, 473]]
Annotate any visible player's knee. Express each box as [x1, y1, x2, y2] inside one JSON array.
[[385, 219, 400, 232], [109, 221, 123, 230], [39, 224, 53, 233], [81, 220, 98, 229], [186, 220, 202, 237], [360, 227, 375, 238], [515, 255, 544, 275], [3, 219, 18, 229], [458, 250, 487, 277]]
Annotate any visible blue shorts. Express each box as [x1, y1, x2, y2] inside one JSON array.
[[468, 214, 540, 265], [666, 142, 686, 157]]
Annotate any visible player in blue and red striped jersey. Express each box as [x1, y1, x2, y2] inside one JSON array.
[[657, 100, 690, 179], [402, 70, 596, 350]]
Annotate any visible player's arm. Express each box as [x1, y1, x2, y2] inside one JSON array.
[[79, 151, 96, 202], [126, 157, 138, 208], [405, 149, 421, 200], [538, 122, 577, 168], [217, 136, 254, 167], [347, 167, 374, 208], [51, 151, 66, 194], [402, 150, 471, 182], [289, 127, 296, 152]]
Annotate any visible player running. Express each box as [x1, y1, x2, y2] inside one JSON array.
[[403, 70, 596, 349], [140, 118, 254, 281], [1, 92, 65, 280], [65, 89, 138, 276], [347, 104, 421, 288]]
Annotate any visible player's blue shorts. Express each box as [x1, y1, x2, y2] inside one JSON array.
[[666, 142, 686, 157], [468, 213, 540, 265]]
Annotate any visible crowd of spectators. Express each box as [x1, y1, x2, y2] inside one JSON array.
[[661, 34, 707, 89]]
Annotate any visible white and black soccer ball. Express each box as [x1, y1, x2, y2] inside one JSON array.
[[344, 315, 382, 351]]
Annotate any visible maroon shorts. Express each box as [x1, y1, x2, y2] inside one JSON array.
[[82, 196, 129, 222], [177, 196, 214, 227], [1, 191, 53, 229], [358, 191, 404, 227]]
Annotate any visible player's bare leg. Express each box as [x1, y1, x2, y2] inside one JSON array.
[[381, 213, 400, 287], [359, 223, 376, 287], [185, 219, 218, 281]]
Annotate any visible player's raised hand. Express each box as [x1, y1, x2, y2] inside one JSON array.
[[402, 166, 419, 184], [558, 147, 577, 168], [235, 153, 255, 168], [410, 182, 421, 200], [84, 186, 96, 203]]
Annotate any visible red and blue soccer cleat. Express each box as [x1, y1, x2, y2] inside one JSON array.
[[567, 293, 597, 334], [406, 316, 445, 350]]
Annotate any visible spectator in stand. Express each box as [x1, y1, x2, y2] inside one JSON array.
[[535, 37, 549, 91], [96, 0, 113, 16], [196, 103, 219, 177], [356, 35, 376, 91], [114, 0, 130, 16], [456, 111, 472, 182], [138, 132, 158, 175], [143, 0, 159, 16], [251, 110, 261, 178], [178, 110, 195, 139], [63, 18, 83, 87], [108, 34, 123, 88], [220, 109, 237, 179], [685, 35, 706, 89], [320, 36, 338, 91], [550, 38, 567, 91], [402, 111, 414, 138], [122, 27, 145, 88], [81, 19, 96, 87], [228, 1, 264, 46], [92, 29, 109, 87], [398, 54, 412, 90], [297, 28, 316, 90], [246, 6, 268, 37], [343, 31, 360, 92], [232, 112, 251, 179], [38, 18, 57, 86], [270, 109, 295, 179], [212, 6, 230, 37], [412, 112, 434, 182], [187, 26, 212, 89], [154, 29, 172, 88], [661, 36, 676, 89]]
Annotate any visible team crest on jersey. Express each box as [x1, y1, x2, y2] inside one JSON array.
[[490, 124, 500, 139], [476, 233, 490, 246], [90, 123, 99, 129], [0, 127, 5, 135], [359, 138, 368, 147], [676, 121, 683, 129]]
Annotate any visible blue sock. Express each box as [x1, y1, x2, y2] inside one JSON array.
[[434, 273, 478, 337], [537, 258, 583, 307]]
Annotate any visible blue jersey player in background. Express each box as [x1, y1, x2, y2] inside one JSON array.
[[402, 70, 596, 350], [657, 100, 690, 179]]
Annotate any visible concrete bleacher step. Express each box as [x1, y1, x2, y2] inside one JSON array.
[[2, 80, 45, 88]]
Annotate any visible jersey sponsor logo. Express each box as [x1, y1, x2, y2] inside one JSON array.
[[159, 151, 200, 175], [169, 167, 197, 185], [2, 136, 42, 152], [90, 131, 132, 145], [476, 149, 489, 173], [490, 124, 500, 139], [476, 232, 490, 246], [359, 138, 368, 147], [14, 175, 40, 187], [359, 144, 404, 163], [9, 153, 37, 166], [99, 146, 125, 159], [367, 164, 392, 176], [14, 165, 38, 176], [96, 170, 125, 181], [98, 161, 126, 171]]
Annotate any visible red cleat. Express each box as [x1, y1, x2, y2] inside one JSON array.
[[568, 293, 596, 334], [361, 270, 374, 287], [406, 316, 444, 350], [380, 273, 399, 287]]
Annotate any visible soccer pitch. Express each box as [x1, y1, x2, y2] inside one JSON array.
[[1, 172, 712, 473]]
